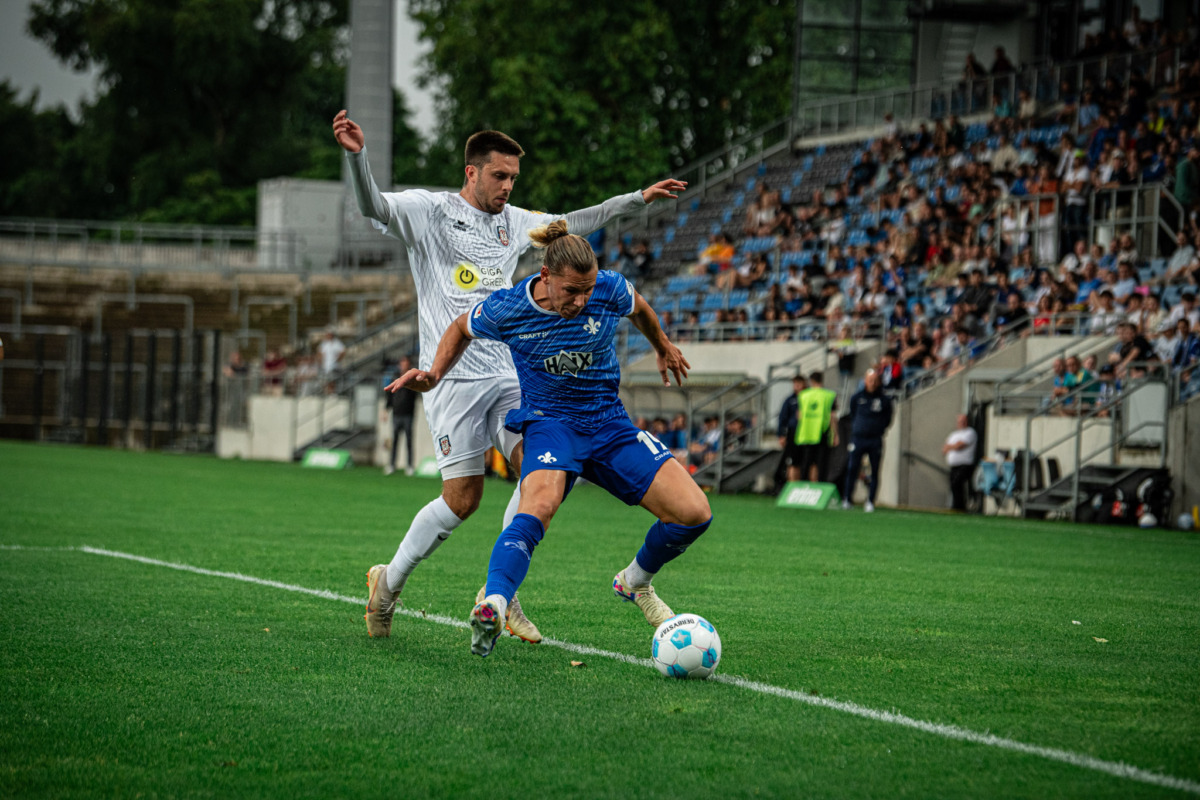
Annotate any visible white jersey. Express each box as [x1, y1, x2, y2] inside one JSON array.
[[346, 147, 646, 380]]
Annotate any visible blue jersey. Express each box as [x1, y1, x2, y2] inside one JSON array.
[[466, 269, 637, 433]]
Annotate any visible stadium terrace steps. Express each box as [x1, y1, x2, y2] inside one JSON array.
[[1022, 464, 1161, 520], [0, 266, 415, 355], [691, 446, 780, 494]]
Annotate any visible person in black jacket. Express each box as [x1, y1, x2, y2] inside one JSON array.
[[386, 355, 419, 475], [841, 369, 894, 512], [773, 374, 807, 493]]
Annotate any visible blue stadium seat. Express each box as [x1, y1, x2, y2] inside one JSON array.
[[702, 293, 726, 310], [664, 228, 675, 244], [677, 212, 689, 227], [666, 276, 691, 294], [1148, 258, 1167, 277], [733, 192, 745, 209]]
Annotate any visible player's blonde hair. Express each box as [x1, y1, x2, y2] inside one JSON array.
[[528, 220, 597, 275]]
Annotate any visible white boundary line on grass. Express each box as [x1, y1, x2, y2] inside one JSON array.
[[4, 543, 1198, 796]]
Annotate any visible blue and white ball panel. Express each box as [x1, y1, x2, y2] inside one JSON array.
[[651, 614, 723, 679]]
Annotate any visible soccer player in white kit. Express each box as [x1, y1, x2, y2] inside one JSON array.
[[332, 110, 686, 642]]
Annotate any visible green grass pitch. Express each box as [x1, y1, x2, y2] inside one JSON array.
[[2, 440, 1199, 798]]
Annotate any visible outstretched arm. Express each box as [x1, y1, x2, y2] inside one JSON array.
[[563, 179, 688, 236], [333, 109, 391, 225], [387, 314, 474, 393], [628, 291, 690, 387]]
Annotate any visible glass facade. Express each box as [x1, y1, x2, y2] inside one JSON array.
[[796, 0, 914, 102]]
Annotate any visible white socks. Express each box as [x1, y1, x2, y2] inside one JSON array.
[[502, 482, 522, 528], [622, 557, 655, 590], [386, 496, 464, 593], [483, 593, 508, 619]]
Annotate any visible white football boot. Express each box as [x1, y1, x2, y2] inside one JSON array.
[[364, 564, 398, 638], [612, 569, 675, 627], [475, 586, 542, 643], [469, 600, 504, 657]]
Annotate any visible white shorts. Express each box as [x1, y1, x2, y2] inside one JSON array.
[[423, 376, 523, 479]]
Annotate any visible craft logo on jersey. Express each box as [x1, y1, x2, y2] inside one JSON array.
[[583, 316, 600, 336], [544, 350, 594, 377], [496, 225, 509, 246], [438, 435, 451, 456], [454, 261, 480, 291], [452, 219, 469, 232]]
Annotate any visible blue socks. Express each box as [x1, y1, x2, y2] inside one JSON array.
[[485, 514, 713, 603], [485, 513, 546, 603], [636, 517, 712, 575]]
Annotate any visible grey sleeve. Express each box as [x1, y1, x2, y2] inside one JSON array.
[[561, 190, 647, 237], [344, 147, 391, 225]]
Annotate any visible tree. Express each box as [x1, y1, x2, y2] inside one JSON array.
[[24, 0, 350, 224], [407, 0, 793, 212], [0, 81, 78, 217]]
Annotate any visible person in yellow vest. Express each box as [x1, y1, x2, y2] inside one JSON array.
[[789, 370, 838, 483]]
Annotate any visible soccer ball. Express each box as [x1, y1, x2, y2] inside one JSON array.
[[1138, 512, 1158, 528], [651, 614, 721, 680], [1178, 513, 1195, 531]]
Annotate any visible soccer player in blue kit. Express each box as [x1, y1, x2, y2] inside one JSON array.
[[391, 220, 713, 657]]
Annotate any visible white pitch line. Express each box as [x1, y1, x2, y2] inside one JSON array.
[[4, 543, 1198, 796]]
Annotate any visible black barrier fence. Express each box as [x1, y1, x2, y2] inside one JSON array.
[[0, 325, 224, 451]]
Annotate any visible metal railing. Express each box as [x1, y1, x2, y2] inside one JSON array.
[[796, 46, 1181, 141], [983, 183, 1183, 265], [0, 324, 220, 449], [1016, 364, 1172, 520], [0, 218, 292, 273], [0, 217, 411, 275], [615, 40, 1189, 248], [992, 329, 1118, 415]]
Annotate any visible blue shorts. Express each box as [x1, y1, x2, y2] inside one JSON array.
[[518, 417, 675, 505]]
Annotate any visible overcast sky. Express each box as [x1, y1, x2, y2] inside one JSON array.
[[0, 0, 437, 135]]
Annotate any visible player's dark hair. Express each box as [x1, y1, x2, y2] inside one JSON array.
[[529, 220, 597, 275], [809, 371, 823, 384], [464, 131, 524, 172]]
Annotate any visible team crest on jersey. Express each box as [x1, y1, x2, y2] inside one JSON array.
[[544, 350, 594, 377], [497, 225, 509, 246], [438, 435, 452, 456], [583, 317, 600, 336]]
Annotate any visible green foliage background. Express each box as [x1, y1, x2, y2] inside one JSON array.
[[2, 0, 795, 223]]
